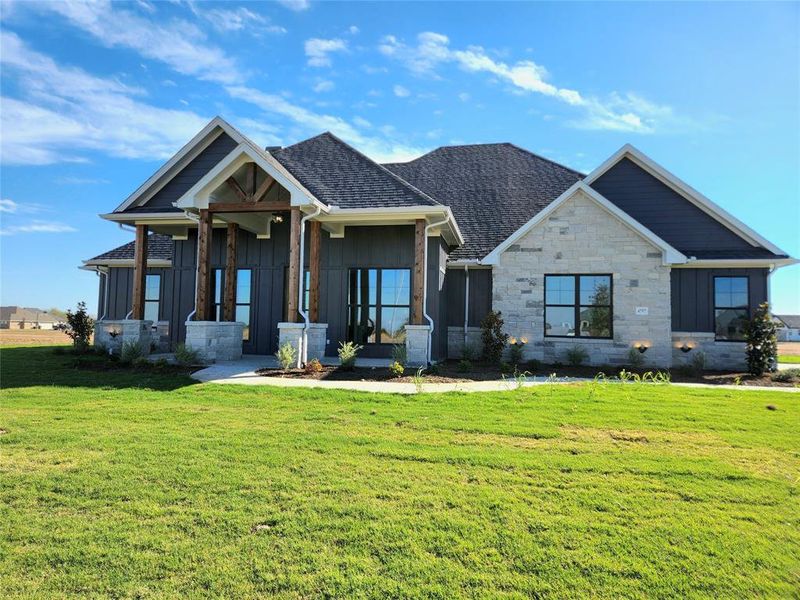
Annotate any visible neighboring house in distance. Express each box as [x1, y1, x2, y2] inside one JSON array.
[[0, 306, 66, 330], [82, 117, 797, 369], [774, 315, 800, 342]]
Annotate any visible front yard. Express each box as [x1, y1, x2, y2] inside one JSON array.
[[1, 346, 798, 597]]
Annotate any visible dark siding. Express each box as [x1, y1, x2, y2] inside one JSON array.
[[103, 267, 169, 320], [425, 237, 450, 360], [591, 157, 760, 256], [445, 268, 492, 327], [670, 268, 768, 332], [141, 133, 239, 209]]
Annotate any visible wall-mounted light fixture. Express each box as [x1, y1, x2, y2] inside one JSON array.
[[271, 213, 284, 224], [680, 344, 693, 353], [633, 343, 649, 354]]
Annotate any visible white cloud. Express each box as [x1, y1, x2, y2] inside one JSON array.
[[195, 5, 286, 34], [0, 220, 77, 235], [304, 38, 347, 67], [276, 0, 310, 11], [458, 92, 470, 102], [380, 31, 682, 133], [55, 176, 110, 185], [0, 31, 208, 165], [393, 85, 410, 98], [313, 79, 335, 93], [39, 0, 244, 84], [0, 199, 19, 213], [352, 116, 372, 129], [348, 25, 359, 35]]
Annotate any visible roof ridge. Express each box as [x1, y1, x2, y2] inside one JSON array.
[[503, 142, 586, 177], [320, 131, 443, 207]]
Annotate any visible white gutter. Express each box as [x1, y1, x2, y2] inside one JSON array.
[[463, 264, 470, 348], [95, 267, 109, 321], [297, 206, 323, 367], [185, 212, 202, 324], [423, 214, 451, 365]]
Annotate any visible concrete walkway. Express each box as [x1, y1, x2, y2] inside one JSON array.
[[191, 359, 799, 394]]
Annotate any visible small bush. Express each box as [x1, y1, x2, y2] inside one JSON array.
[[154, 357, 170, 370], [462, 343, 478, 361], [276, 341, 297, 371], [771, 368, 800, 383], [690, 351, 707, 375], [338, 341, 362, 371], [480, 311, 509, 364], [499, 362, 513, 374], [119, 341, 143, 365], [457, 359, 472, 373], [508, 337, 527, 367], [391, 344, 407, 366], [65, 301, 94, 352], [526, 359, 542, 373], [566, 345, 589, 367], [426, 362, 440, 376], [132, 356, 150, 368], [175, 343, 200, 366], [746, 302, 778, 376], [627, 346, 645, 369], [304, 358, 323, 374], [388, 361, 405, 378]]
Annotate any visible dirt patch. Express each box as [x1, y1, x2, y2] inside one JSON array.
[[0, 329, 72, 346], [257, 365, 473, 383]]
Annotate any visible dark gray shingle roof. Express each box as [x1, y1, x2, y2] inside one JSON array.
[[384, 143, 584, 260], [776, 315, 800, 329], [272, 132, 440, 209], [87, 233, 173, 263]]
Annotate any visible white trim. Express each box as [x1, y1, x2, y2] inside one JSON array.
[[114, 117, 248, 213], [673, 257, 799, 269], [323, 205, 463, 245], [100, 212, 192, 224], [583, 144, 789, 256], [81, 259, 172, 268], [173, 142, 321, 210], [481, 182, 687, 266]]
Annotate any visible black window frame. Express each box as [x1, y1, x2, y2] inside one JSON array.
[[713, 275, 750, 342], [347, 267, 411, 346], [212, 268, 253, 341], [144, 273, 161, 323], [544, 273, 613, 339]]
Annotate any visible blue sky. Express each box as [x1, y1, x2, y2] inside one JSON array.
[[1, 0, 798, 315]]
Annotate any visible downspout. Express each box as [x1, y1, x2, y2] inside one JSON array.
[[184, 211, 202, 323], [95, 267, 109, 321], [423, 213, 451, 365], [297, 205, 323, 367], [463, 264, 470, 348]]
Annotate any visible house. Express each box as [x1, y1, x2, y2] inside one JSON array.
[[774, 315, 800, 342], [0, 306, 65, 330], [82, 117, 797, 369]]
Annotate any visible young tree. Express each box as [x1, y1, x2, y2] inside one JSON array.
[[480, 310, 509, 364], [65, 301, 94, 352], [745, 302, 777, 376]]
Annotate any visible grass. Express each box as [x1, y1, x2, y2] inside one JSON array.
[[779, 354, 800, 364], [2, 346, 799, 598]]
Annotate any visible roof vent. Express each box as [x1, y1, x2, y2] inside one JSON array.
[[264, 145, 282, 152]]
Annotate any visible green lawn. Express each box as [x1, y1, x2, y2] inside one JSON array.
[[779, 354, 800, 364], [2, 347, 799, 598]]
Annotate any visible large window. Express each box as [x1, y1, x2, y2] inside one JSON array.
[[213, 269, 253, 341], [347, 268, 410, 345], [144, 274, 160, 322], [544, 274, 612, 338], [714, 276, 749, 341]]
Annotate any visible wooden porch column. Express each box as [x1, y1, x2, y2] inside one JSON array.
[[286, 207, 301, 322], [308, 220, 321, 322], [411, 218, 425, 325], [131, 224, 148, 320], [222, 222, 238, 321], [195, 209, 213, 321]]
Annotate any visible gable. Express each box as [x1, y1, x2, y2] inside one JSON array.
[[589, 157, 773, 259], [127, 132, 239, 212]]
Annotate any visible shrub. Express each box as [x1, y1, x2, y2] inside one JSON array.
[[480, 311, 509, 364], [388, 361, 405, 378], [770, 368, 800, 383], [508, 337, 527, 367], [462, 343, 478, 361], [457, 359, 472, 373], [391, 344, 407, 366], [690, 351, 707, 376], [746, 302, 778, 376], [132, 356, 150, 368], [526, 359, 542, 373], [338, 341, 362, 371], [175, 343, 200, 366], [276, 341, 297, 371], [304, 358, 323, 374], [566, 345, 589, 367], [426, 362, 440, 376], [119, 341, 143, 365], [627, 346, 645, 369], [65, 301, 94, 352], [499, 362, 513, 374]]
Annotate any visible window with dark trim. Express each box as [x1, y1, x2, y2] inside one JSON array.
[[144, 274, 160, 322], [213, 269, 253, 341], [714, 276, 749, 341], [347, 268, 410, 345], [544, 274, 612, 338]]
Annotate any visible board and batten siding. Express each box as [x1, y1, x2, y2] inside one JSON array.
[[670, 267, 769, 332], [590, 157, 756, 255], [445, 268, 492, 327]]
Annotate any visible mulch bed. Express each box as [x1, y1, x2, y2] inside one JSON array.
[[257, 360, 800, 388]]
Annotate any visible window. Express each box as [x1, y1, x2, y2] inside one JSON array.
[[544, 274, 612, 338], [213, 269, 253, 341], [714, 276, 749, 341], [347, 268, 410, 345], [144, 274, 160, 322]]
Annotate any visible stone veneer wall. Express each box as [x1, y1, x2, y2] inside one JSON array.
[[492, 190, 673, 368], [446, 326, 483, 359], [671, 332, 747, 371]]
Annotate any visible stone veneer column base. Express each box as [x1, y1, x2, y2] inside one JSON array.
[[94, 320, 153, 356], [672, 332, 747, 371], [185, 321, 244, 363], [405, 324, 431, 367], [305, 323, 328, 362], [277, 322, 304, 367]]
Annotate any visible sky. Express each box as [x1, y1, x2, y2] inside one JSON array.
[[0, 0, 798, 315]]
